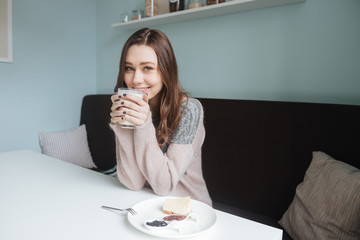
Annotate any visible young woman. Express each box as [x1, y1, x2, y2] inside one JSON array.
[[110, 28, 212, 206]]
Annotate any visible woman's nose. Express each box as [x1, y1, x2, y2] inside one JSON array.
[[132, 70, 144, 84]]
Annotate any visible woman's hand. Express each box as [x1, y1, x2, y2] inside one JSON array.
[[110, 93, 150, 126]]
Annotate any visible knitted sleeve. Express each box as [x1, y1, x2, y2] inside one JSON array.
[[172, 98, 202, 144]]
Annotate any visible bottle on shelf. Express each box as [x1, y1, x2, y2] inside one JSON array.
[[145, 0, 170, 17], [169, 0, 185, 12]]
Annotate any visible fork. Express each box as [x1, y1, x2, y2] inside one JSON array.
[[101, 205, 137, 216]]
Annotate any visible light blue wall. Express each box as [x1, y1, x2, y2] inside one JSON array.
[[0, 0, 96, 152], [1, 0, 359, 153], [96, 0, 143, 93], [97, 0, 360, 105]]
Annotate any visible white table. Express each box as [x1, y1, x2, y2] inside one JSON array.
[[0, 150, 282, 240]]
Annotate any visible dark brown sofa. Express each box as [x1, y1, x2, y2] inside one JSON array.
[[80, 95, 360, 239]]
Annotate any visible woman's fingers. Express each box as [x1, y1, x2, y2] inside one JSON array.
[[143, 92, 149, 103], [110, 94, 150, 126], [110, 107, 146, 125], [111, 94, 121, 102], [110, 107, 123, 124], [124, 94, 148, 107], [110, 94, 124, 124]]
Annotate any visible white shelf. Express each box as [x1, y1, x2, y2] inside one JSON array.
[[112, 0, 306, 30]]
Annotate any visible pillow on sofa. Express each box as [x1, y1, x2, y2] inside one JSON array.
[[279, 151, 360, 240], [39, 125, 97, 169]]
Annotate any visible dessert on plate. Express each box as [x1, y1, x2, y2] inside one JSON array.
[[144, 196, 197, 231], [162, 196, 191, 215]]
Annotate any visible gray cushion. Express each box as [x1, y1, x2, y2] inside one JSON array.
[[279, 151, 360, 240], [39, 125, 96, 169]]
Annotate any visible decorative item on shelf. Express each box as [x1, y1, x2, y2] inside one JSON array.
[[131, 9, 144, 20], [206, 0, 225, 5], [112, 0, 305, 29], [169, 0, 185, 12], [145, 0, 170, 17], [188, 0, 204, 9], [120, 10, 130, 22]]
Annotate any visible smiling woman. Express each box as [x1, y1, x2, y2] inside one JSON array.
[[109, 28, 212, 206], [0, 0, 12, 62]]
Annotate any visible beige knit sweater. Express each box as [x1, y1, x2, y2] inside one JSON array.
[[110, 98, 212, 206]]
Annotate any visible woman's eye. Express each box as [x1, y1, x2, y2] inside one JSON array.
[[125, 66, 133, 71], [144, 66, 153, 71]]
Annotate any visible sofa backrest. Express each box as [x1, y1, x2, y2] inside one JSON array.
[[80, 95, 360, 220], [198, 98, 360, 220], [80, 95, 116, 170]]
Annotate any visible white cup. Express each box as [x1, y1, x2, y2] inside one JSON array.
[[117, 88, 144, 129]]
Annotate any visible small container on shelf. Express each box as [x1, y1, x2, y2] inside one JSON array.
[[188, 0, 204, 9], [169, 0, 185, 12], [120, 10, 130, 22], [206, 0, 226, 5], [131, 9, 144, 20]]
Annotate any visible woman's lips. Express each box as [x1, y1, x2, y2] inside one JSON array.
[[134, 87, 150, 93]]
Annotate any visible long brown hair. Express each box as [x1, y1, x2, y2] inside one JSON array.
[[114, 28, 187, 148]]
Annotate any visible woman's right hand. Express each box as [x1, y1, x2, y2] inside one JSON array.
[[110, 93, 150, 125]]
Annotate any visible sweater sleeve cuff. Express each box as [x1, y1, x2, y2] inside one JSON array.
[[109, 113, 152, 131]]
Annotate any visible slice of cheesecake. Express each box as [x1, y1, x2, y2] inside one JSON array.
[[162, 196, 191, 215]]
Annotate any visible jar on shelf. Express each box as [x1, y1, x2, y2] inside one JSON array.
[[131, 9, 144, 20], [206, 0, 225, 5], [120, 10, 130, 22], [169, 0, 185, 12], [188, 0, 204, 9]]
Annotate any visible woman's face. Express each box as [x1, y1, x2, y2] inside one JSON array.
[[124, 44, 163, 100]]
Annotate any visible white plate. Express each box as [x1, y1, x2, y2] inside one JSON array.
[[127, 196, 217, 238]]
